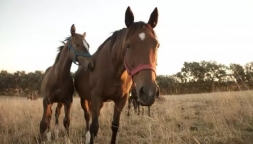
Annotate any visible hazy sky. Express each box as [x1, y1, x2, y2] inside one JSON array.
[[0, 0, 252, 75]]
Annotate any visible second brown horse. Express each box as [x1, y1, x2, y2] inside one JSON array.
[[75, 6, 160, 144], [39, 24, 93, 143]]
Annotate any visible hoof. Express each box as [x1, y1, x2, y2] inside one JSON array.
[[85, 131, 91, 144], [64, 136, 72, 144], [46, 131, 52, 142], [37, 134, 46, 144], [37, 139, 46, 144], [54, 129, 59, 140], [40, 141, 46, 144]]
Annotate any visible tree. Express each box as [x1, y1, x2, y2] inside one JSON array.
[[201, 61, 231, 82], [230, 63, 246, 84], [181, 62, 206, 82], [245, 62, 253, 83]]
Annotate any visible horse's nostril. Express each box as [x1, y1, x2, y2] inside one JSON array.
[[139, 87, 145, 99], [140, 87, 144, 94]]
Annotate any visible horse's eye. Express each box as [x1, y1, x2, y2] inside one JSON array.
[[125, 44, 131, 49], [157, 43, 160, 48], [76, 44, 80, 47]]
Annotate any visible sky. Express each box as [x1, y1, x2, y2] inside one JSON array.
[[0, 0, 252, 75]]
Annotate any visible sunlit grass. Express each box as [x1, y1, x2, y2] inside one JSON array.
[[1, 90, 253, 144]]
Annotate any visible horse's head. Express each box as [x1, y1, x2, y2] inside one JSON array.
[[124, 7, 160, 106], [68, 24, 94, 71]]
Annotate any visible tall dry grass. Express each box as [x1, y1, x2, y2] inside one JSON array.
[[0, 91, 253, 144]]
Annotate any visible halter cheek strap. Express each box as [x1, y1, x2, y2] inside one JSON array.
[[124, 56, 156, 77], [68, 38, 91, 65]]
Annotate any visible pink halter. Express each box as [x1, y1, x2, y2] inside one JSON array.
[[124, 56, 156, 77]]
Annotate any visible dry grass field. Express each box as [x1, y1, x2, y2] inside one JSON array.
[[1, 91, 253, 144]]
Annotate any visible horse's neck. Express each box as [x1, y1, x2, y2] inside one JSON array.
[[110, 36, 127, 77], [55, 46, 72, 78]]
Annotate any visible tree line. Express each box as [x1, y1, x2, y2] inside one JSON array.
[[1, 60, 253, 97]]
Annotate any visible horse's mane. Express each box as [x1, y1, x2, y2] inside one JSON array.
[[93, 21, 156, 56], [54, 37, 70, 64]]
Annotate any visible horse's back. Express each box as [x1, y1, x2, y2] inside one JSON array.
[[40, 67, 52, 96]]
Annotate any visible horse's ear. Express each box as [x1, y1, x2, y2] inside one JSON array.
[[148, 7, 158, 28], [71, 24, 76, 36], [125, 6, 134, 28], [83, 32, 86, 38]]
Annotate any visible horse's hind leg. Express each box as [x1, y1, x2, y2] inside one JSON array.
[[148, 106, 151, 117], [80, 98, 91, 144], [127, 98, 132, 116], [137, 101, 141, 115], [99, 102, 104, 116], [55, 102, 63, 140], [39, 98, 53, 142], [132, 99, 137, 114]]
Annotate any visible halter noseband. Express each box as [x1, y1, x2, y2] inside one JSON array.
[[124, 56, 156, 77], [68, 37, 91, 65]]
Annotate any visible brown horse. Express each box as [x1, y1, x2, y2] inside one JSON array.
[[39, 24, 93, 143], [74, 6, 160, 144]]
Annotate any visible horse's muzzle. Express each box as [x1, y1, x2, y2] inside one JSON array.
[[138, 85, 159, 106]]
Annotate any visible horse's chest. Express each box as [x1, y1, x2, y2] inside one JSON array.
[[53, 85, 73, 96], [102, 86, 122, 101], [102, 82, 130, 101], [47, 80, 74, 101], [90, 70, 132, 101]]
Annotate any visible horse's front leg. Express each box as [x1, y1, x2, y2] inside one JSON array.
[[55, 102, 63, 140], [111, 95, 128, 144], [80, 98, 91, 144], [63, 102, 72, 143], [89, 93, 102, 144], [39, 98, 53, 143]]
